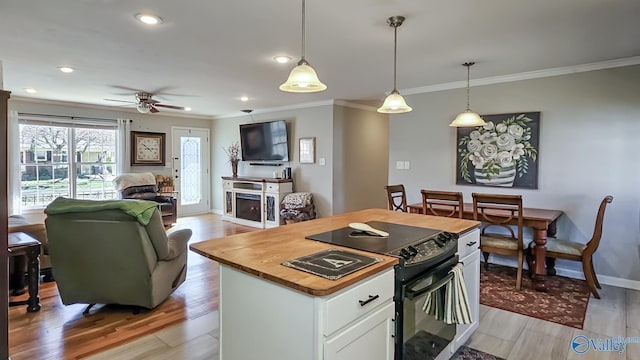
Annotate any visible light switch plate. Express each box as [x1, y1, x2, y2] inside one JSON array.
[[319, 157, 326, 166], [404, 161, 410, 169], [396, 161, 404, 169]]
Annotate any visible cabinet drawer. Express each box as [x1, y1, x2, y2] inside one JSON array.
[[323, 269, 394, 336], [265, 183, 278, 192], [457, 228, 480, 258]]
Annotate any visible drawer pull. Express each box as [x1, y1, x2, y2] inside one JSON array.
[[358, 294, 379, 307], [466, 241, 477, 246]]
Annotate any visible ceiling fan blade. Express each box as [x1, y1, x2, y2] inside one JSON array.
[[155, 103, 185, 110], [104, 98, 137, 104], [150, 105, 160, 113], [109, 85, 144, 93], [149, 86, 174, 95]]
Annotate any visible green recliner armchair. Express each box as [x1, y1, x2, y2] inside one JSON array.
[[44, 198, 191, 310]]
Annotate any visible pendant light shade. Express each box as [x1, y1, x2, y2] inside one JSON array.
[[449, 62, 486, 127], [378, 16, 412, 114], [279, 0, 326, 93]]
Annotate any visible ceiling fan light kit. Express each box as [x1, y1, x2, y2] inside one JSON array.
[[280, 0, 326, 93], [449, 62, 486, 127], [378, 16, 412, 114]]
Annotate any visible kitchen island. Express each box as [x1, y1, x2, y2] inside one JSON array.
[[190, 208, 480, 360]]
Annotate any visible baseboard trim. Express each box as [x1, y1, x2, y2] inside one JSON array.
[[211, 209, 223, 215], [485, 257, 640, 291]]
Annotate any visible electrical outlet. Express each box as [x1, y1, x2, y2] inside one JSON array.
[[319, 157, 326, 166], [404, 161, 410, 170]]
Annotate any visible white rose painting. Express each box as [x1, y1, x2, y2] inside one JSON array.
[[457, 112, 540, 189]]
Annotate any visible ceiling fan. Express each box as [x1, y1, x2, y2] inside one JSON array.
[[104, 91, 187, 113]]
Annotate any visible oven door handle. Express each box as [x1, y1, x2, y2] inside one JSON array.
[[406, 272, 454, 300]]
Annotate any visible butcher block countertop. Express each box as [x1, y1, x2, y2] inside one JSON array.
[[189, 208, 480, 296]]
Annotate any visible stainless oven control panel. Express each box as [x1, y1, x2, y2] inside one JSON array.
[[388, 231, 458, 265]]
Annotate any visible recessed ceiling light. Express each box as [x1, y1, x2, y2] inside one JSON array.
[[273, 56, 292, 64], [184, 107, 192, 111], [58, 66, 75, 73], [24, 87, 37, 94], [240, 96, 249, 102], [135, 13, 163, 25]]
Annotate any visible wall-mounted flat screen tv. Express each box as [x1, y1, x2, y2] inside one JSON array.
[[239, 120, 290, 161]]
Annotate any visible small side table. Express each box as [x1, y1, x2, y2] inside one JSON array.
[[8, 232, 41, 312]]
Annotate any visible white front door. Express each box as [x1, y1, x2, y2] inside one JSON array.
[[172, 127, 210, 216]]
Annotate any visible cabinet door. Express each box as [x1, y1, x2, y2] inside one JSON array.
[[455, 249, 480, 350], [324, 302, 394, 360], [264, 194, 277, 224]]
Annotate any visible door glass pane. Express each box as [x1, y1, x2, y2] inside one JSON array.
[[181, 136, 201, 205]]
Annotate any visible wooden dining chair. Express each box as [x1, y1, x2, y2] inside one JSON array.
[[473, 193, 524, 290], [528, 195, 613, 299], [384, 184, 407, 212], [420, 190, 464, 218]]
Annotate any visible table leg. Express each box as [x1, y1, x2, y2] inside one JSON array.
[[532, 228, 548, 292], [25, 246, 41, 312]]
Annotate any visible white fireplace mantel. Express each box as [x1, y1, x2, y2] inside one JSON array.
[[222, 176, 293, 228]]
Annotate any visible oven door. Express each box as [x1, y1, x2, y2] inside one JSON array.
[[396, 256, 458, 360]]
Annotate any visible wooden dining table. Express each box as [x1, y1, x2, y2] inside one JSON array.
[[408, 202, 563, 292]]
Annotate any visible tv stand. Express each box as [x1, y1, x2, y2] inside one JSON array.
[[222, 177, 293, 228]]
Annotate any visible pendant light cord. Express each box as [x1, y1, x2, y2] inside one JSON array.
[[466, 64, 470, 109], [301, 0, 306, 61], [393, 24, 398, 92]]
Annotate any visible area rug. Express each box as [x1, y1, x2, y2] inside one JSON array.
[[452, 346, 505, 360], [480, 263, 590, 329]]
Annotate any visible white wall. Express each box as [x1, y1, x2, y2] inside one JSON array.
[[212, 105, 335, 217], [388, 65, 640, 282]]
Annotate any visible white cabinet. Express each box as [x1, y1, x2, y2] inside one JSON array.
[[324, 302, 394, 360], [218, 266, 395, 360], [453, 229, 481, 351], [221, 177, 292, 228]]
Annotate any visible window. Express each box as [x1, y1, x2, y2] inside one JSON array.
[[19, 117, 119, 208]]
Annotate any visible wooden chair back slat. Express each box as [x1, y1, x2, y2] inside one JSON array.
[[384, 184, 407, 212], [420, 190, 463, 219]]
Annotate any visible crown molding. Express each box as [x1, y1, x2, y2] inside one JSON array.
[[9, 96, 214, 120], [215, 99, 335, 119], [333, 100, 378, 112], [402, 56, 640, 95]]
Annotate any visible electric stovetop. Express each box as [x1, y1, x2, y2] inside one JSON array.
[[305, 221, 442, 255]]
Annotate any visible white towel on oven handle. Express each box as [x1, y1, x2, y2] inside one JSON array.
[[444, 263, 473, 325], [422, 279, 446, 321]]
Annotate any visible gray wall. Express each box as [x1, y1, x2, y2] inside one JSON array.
[[212, 103, 390, 218], [388, 65, 640, 282], [333, 105, 389, 213], [212, 105, 335, 218], [8, 99, 213, 192]]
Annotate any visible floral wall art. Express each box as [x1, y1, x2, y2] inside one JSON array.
[[456, 112, 540, 189]]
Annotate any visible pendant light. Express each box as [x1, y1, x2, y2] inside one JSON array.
[[378, 16, 412, 114], [279, 0, 326, 93], [449, 62, 486, 127]]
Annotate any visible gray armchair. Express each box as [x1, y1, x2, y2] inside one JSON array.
[[44, 198, 191, 310]]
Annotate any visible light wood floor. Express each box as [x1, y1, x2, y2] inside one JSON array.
[[9, 213, 640, 359]]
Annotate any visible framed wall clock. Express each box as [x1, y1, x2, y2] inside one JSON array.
[[131, 131, 166, 166]]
